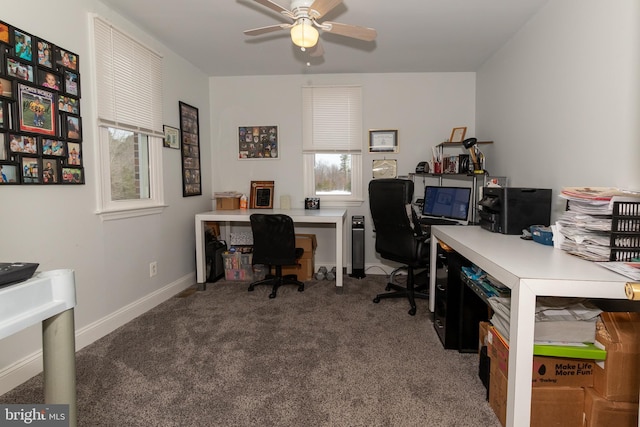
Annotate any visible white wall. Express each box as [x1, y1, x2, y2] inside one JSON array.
[[210, 73, 477, 272], [0, 0, 212, 393], [476, 0, 640, 219]]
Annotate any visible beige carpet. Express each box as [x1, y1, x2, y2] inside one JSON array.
[[0, 274, 500, 426]]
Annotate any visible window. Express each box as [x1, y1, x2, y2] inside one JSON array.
[[92, 16, 164, 219], [302, 86, 363, 206]]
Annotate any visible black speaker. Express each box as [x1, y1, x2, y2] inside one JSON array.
[[206, 239, 227, 283], [350, 215, 365, 278]]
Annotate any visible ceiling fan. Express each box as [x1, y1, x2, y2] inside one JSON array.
[[243, 0, 377, 56]]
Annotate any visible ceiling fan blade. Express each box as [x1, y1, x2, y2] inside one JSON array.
[[244, 24, 289, 36], [253, 0, 290, 15], [309, 40, 325, 57], [323, 21, 377, 41], [309, 0, 342, 19]]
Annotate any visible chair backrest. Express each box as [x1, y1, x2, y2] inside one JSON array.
[[369, 179, 425, 264], [250, 214, 298, 266]]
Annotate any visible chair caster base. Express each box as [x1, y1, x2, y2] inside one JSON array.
[[408, 307, 416, 316], [373, 296, 380, 303]]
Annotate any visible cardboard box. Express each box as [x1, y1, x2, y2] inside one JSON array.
[[583, 387, 639, 427], [278, 258, 314, 281], [479, 321, 490, 356], [487, 326, 594, 388], [489, 364, 584, 427], [593, 312, 640, 402], [215, 196, 241, 210], [295, 234, 317, 259]]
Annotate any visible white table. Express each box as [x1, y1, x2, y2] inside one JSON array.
[[195, 208, 347, 288], [0, 269, 77, 427], [428, 226, 632, 427]]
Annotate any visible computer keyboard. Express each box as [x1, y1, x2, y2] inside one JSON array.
[[0, 263, 39, 288]]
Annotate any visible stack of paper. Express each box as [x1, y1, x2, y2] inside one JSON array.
[[554, 188, 640, 261], [488, 297, 602, 345]]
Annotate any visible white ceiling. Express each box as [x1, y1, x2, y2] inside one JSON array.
[[98, 0, 549, 76]]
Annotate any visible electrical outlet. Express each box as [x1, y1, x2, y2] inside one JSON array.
[[149, 261, 157, 277]]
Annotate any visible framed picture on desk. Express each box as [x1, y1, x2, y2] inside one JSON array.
[[250, 180, 274, 209]]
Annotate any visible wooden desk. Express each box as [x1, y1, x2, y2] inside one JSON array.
[[0, 269, 77, 426], [195, 209, 347, 288], [428, 226, 630, 427]]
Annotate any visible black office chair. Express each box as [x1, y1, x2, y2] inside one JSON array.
[[369, 178, 430, 315], [248, 213, 305, 299]]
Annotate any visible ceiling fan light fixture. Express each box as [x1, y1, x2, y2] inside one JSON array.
[[290, 19, 319, 48]]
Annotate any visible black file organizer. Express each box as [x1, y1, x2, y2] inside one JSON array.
[[609, 201, 640, 261]]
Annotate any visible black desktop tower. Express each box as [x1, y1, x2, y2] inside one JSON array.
[[350, 215, 366, 278]]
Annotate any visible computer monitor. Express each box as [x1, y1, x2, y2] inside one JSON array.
[[421, 186, 472, 225]]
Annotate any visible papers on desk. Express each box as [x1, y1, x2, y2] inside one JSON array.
[[597, 261, 640, 280], [488, 297, 602, 344]]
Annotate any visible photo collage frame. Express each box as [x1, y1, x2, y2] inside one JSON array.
[[0, 20, 83, 185]]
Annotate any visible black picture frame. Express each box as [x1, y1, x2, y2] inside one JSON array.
[[62, 69, 79, 97], [17, 83, 56, 136], [6, 57, 34, 83], [66, 141, 81, 166], [0, 77, 14, 99], [0, 163, 19, 184], [41, 137, 65, 157], [57, 95, 79, 115], [13, 28, 33, 63], [61, 166, 83, 184], [64, 114, 81, 140], [179, 101, 202, 197], [42, 157, 59, 184], [0, 132, 6, 160], [36, 69, 61, 91], [0, 100, 5, 130], [8, 133, 38, 155], [36, 38, 55, 69], [21, 156, 40, 184], [0, 21, 10, 45], [55, 48, 78, 71]]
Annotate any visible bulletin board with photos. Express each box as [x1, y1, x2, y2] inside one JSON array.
[[0, 19, 83, 185]]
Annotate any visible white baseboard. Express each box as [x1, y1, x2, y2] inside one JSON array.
[[0, 273, 194, 396]]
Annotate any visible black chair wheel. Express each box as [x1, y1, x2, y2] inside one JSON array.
[[373, 296, 380, 303], [385, 284, 392, 291], [248, 286, 255, 292], [298, 285, 304, 292], [408, 307, 416, 316], [269, 292, 277, 299]]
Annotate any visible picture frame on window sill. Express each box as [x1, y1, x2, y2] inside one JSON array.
[[369, 129, 398, 153]]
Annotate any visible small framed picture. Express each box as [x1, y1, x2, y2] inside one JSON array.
[[0, 21, 9, 44], [67, 142, 81, 165], [0, 100, 5, 130], [21, 156, 40, 184], [7, 57, 34, 82], [37, 69, 61, 91], [18, 83, 56, 136], [61, 166, 83, 184], [42, 158, 59, 184], [56, 49, 78, 71], [449, 127, 467, 143], [0, 163, 19, 184], [63, 70, 80, 97], [163, 125, 180, 149], [65, 115, 82, 140], [58, 95, 79, 114], [36, 38, 54, 68], [0, 132, 5, 160], [249, 180, 275, 209], [0, 77, 14, 99], [368, 129, 398, 153], [41, 138, 65, 156], [13, 28, 33, 62], [9, 133, 37, 154]]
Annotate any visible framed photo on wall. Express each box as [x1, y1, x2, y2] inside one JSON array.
[[238, 126, 278, 159], [179, 101, 202, 196], [369, 129, 398, 153]]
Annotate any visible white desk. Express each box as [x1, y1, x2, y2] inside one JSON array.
[[428, 226, 631, 427], [0, 269, 77, 427], [195, 209, 347, 288]]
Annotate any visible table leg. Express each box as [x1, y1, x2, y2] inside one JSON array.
[[429, 237, 438, 313], [43, 308, 77, 427], [336, 217, 344, 288], [195, 217, 206, 284]]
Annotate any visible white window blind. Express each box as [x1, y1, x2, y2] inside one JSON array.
[[302, 85, 362, 152], [93, 17, 163, 136]]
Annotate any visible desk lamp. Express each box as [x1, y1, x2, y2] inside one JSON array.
[[463, 137, 481, 172]]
